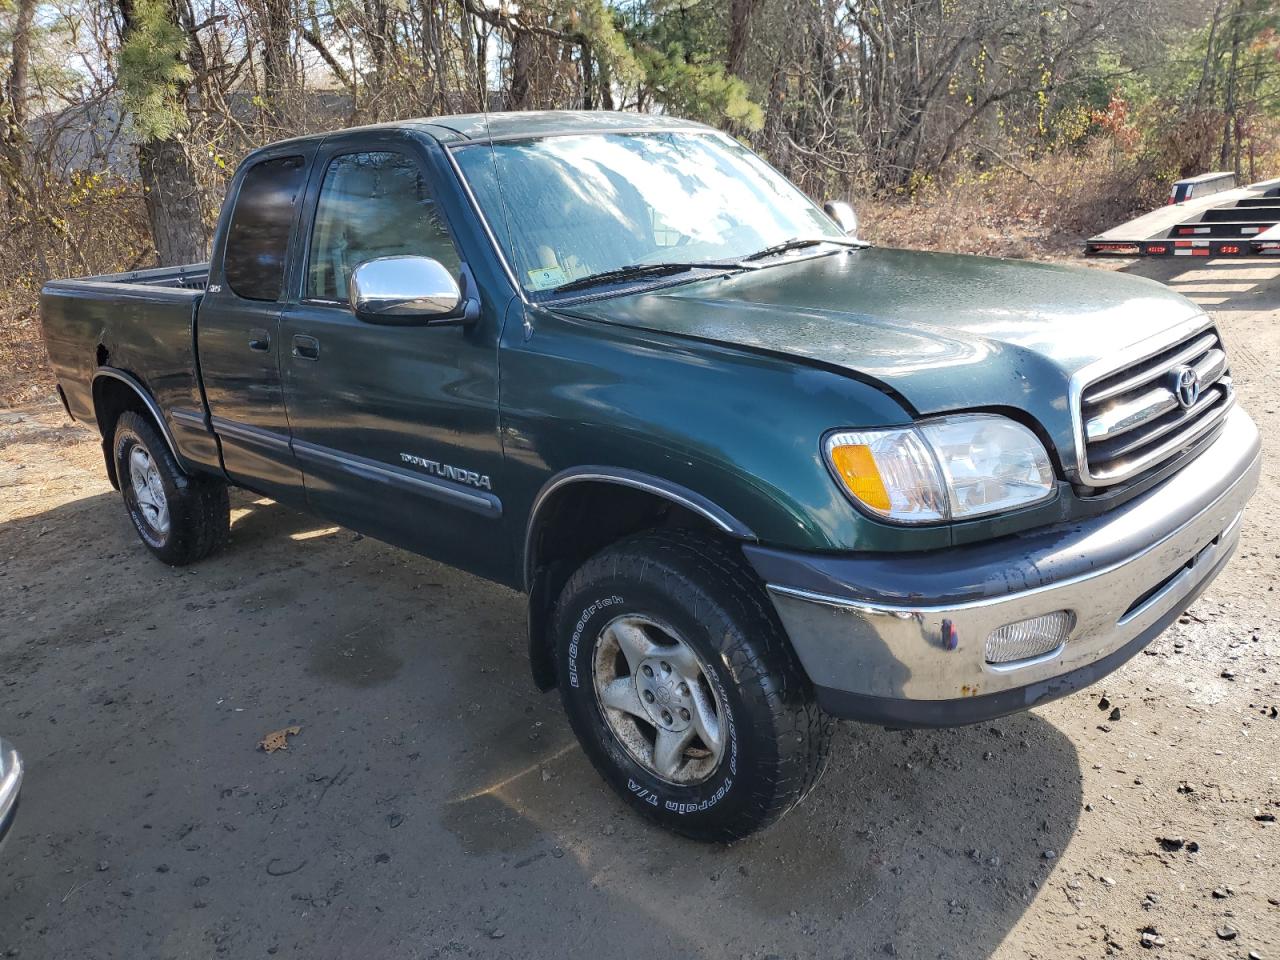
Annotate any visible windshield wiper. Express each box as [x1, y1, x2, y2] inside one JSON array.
[[548, 260, 746, 295], [741, 236, 864, 262], [546, 240, 859, 295]]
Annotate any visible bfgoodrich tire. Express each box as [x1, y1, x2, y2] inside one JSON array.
[[113, 411, 229, 566], [553, 529, 832, 841]]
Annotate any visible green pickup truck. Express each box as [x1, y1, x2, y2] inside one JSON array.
[[41, 111, 1260, 840]]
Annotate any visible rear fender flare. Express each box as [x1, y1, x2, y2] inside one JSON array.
[[92, 367, 185, 484]]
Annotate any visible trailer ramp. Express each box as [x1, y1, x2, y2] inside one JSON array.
[[1087, 175, 1280, 258]]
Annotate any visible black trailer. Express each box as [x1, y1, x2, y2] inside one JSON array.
[[1086, 173, 1280, 258]]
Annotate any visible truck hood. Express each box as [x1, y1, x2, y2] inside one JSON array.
[[558, 246, 1204, 438]]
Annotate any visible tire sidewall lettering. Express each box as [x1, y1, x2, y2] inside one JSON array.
[[565, 587, 741, 817], [115, 430, 167, 550], [568, 594, 623, 689]]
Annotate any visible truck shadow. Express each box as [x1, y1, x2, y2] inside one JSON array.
[[1106, 253, 1280, 314], [222, 489, 338, 548], [440, 676, 1083, 958], [0, 488, 1083, 959]]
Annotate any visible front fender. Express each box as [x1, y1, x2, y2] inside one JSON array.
[[498, 308, 941, 556]]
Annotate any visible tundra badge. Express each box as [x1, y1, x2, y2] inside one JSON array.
[[400, 453, 492, 490]]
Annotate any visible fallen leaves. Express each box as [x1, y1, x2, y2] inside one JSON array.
[[258, 725, 302, 753]]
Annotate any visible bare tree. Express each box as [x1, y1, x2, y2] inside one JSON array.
[[117, 0, 211, 264], [0, 0, 37, 208], [0, 0, 1275, 292]]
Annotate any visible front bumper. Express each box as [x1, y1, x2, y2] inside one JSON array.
[[0, 738, 22, 850], [747, 407, 1261, 727]]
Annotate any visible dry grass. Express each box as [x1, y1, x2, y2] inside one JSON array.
[[857, 147, 1162, 261], [0, 177, 151, 407], [0, 296, 55, 408]]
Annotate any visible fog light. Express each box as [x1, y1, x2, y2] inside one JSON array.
[[985, 611, 1075, 664]]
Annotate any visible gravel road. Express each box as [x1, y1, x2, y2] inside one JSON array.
[[0, 257, 1277, 959]]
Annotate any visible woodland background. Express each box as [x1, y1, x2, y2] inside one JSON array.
[[0, 0, 1278, 402]]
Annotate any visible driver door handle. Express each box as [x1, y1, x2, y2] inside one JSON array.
[[292, 335, 320, 361], [247, 329, 271, 352]]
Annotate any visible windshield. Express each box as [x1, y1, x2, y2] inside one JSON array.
[[452, 131, 842, 296]]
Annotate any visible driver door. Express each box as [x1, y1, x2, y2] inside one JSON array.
[[278, 136, 507, 581]]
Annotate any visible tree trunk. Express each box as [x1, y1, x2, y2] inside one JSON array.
[[580, 40, 593, 109], [139, 136, 209, 265], [365, 0, 389, 118], [258, 0, 295, 127], [510, 29, 535, 109], [7, 0, 35, 127], [118, 0, 210, 265], [458, 5, 481, 111], [725, 0, 758, 79], [0, 0, 36, 208], [1196, 0, 1226, 108], [1219, 0, 1243, 171]]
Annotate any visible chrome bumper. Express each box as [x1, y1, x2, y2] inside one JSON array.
[[0, 738, 22, 846], [751, 407, 1261, 726]]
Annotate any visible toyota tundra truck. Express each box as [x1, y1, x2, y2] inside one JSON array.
[[40, 111, 1261, 840]]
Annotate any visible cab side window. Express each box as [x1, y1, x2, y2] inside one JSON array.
[[306, 151, 461, 303], [223, 155, 306, 301]]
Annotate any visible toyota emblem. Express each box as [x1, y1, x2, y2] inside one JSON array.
[[1171, 365, 1201, 409]]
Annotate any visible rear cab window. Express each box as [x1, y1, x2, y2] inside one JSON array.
[[223, 155, 307, 301]]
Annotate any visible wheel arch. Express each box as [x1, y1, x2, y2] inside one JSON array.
[[91, 367, 183, 489], [522, 467, 757, 690]]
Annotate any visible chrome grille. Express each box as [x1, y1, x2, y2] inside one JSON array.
[[1079, 326, 1233, 485]]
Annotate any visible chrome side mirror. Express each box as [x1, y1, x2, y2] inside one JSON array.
[[823, 200, 858, 237], [350, 256, 466, 325]]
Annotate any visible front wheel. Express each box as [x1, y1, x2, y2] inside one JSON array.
[[552, 529, 832, 841], [113, 411, 229, 566]]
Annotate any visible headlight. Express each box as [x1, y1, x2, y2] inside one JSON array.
[[824, 414, 1056, 524]]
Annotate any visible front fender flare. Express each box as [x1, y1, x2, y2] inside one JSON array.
[[520, 466, 758, 691], [522, 465, 756, 590]]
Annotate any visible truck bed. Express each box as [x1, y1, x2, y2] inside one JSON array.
[[40, 262, 212, 469], [43, 261, 211, 293]]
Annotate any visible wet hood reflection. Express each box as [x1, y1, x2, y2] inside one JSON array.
[[561, 245, 1206, 419]]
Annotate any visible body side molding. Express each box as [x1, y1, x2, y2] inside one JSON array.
[[206, 415, 504, 517], [169, 407, 208, 431], [209, 415, 292, 453], [292, 439, 503, 518]]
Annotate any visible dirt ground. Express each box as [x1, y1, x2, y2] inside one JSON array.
[[0, 256, 1278, 960]]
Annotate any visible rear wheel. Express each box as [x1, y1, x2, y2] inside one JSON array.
[[113, 411, 229, 566], [552, 529, 832, 841]]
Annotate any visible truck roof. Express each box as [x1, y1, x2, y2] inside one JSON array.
[[251, 110, 711, 155], [414, 110, 711, 142]]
